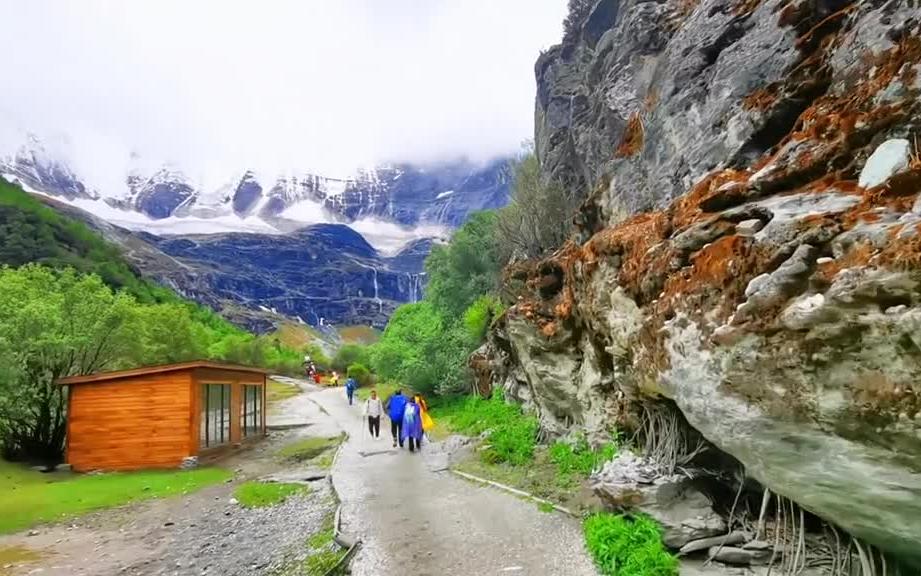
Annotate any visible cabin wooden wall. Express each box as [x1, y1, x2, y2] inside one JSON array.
[[67, 371, 193, 471]]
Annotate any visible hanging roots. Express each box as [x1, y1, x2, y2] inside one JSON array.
[[759, 493, 906, 576], [635, 402, 706, 473]]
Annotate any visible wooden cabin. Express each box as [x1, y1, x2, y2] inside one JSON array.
[[57, 361, 269, 472]]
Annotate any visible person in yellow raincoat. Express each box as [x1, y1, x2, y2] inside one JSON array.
[[415, 394, 435, 436]]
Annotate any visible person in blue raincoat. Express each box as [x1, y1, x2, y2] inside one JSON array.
[[386, 389, 408, 448], [401, 396, 424, 453], [345, 377, 357, 405]]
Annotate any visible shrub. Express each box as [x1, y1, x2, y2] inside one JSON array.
[[462, 295, 504, 345], [346, 363, 372, 387], [583, 514, 679, 576], [331, 343, 370, 373], [496, 154, 573, 262], [549, 436, 618, 478], [434, 392, 539, 465]]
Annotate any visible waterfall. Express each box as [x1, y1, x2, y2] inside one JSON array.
[[371, 267, 383, 313]]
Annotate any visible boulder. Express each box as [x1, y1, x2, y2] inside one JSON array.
[[592, 453, 725, 549]]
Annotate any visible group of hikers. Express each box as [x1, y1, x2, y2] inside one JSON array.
[[356, 387, 433, 452]]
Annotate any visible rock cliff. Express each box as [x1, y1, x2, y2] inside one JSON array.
[[489, 0, 921, 567]]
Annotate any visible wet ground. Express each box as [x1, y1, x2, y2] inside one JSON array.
[[311, 387, 599, 576]]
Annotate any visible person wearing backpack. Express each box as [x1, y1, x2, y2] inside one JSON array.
[[401, 396, 423, 453], [345, 377, 357, 405], [386, 389, 408, 448]]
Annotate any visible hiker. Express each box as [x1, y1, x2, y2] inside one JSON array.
[[401, 396, 424, 452], [313, 370, 322, 385], [331, 371, 340, 387], [345, 376, 357, 405], [363, 389, 383, 438], [385, 389, 408, 448], [415, 394, 435, 438]]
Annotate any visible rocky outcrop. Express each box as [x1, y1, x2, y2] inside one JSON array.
[[491, 0, 921, 566]]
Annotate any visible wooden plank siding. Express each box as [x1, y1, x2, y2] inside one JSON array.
[[67, 371, 193, 471]]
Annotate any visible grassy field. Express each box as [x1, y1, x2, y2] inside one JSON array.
[[354, 381, 411, 403], [0, 460, 231, 534], [268, 378, 302, 404], [336, 325, 380, 345], [234, 481, 307, 508]]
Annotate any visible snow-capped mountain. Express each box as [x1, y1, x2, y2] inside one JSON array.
[[1, 138, 512, 255], [1, 136, 513, 329]]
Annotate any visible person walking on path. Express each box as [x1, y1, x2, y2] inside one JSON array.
[[415, 394, 435, 438], [363, 389, 383, 438], [345, 377, 357, 406], [385, 389, 408, 448], [401, 396, 424, 453]]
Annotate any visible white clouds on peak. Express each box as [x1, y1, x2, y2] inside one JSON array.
[[0, 0, 566, 193]]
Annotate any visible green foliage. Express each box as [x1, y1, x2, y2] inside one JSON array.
[[331, 343, 370, 373], [0, 459, 230, 534], [549, 436, 618, 479], [434, 392, 538, 465], [583, 514, 679, 576], [0, 264, 304, 461], [496, 154, 573, 261], [346, 363, 372, 387], [233, 481, 306, 508], [0, 179, 173, 304], [424, 211, 501, 318], [462, 294, 504, 344]]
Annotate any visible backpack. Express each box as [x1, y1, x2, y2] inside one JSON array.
[[403, 404, 416, 425]]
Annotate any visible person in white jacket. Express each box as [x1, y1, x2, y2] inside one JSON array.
[[363, 389, 384, 438]]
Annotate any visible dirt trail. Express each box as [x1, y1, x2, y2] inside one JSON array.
[[311, 387, 598, 576]]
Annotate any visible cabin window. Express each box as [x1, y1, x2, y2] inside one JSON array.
[[200, 383, 231, 448], [241, 385, 262, 437]]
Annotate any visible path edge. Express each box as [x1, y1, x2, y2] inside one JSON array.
[[450, 469, 579, 518]]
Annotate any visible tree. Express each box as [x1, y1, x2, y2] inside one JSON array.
[[563, 0, 595, 41], [0, 265, 138, 462], [346, 363, 373, 387], [496, 154, 572, 262], [332, 343, 370, 373], [424, 211, 501, 318]]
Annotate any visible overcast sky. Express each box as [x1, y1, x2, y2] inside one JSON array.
[[0, 1, 566, 192]]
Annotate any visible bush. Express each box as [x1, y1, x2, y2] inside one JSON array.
[[346, 363, 372, 387], [496, 154, 573, 262], [583, 514, 679, 576], [462, 295, 504, 345], [434, 392, 538, 465], [331, 343, 370, 373]]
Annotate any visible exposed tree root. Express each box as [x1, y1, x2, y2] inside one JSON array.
[[636, 402, 706, 473]]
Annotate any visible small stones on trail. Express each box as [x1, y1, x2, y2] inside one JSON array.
[[228, 498, 239, 505], [27, 529, 40, 537]]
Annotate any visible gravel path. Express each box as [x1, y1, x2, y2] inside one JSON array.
[[311, 388, 599, 576], [0, 377, 338, 576]]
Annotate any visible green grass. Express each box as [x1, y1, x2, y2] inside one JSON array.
[[583, 513, 679, 576], [234, 481, 306, 508], [433, 392, 538, 465], [549, 436, 618, 479], [277, 436, 343, 463], [268, 378, 302, 404], [273, 513, 346, 576], [0, 460, 231, 534]]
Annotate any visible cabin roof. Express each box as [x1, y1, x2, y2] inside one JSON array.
[[57, 360, 269, 386]]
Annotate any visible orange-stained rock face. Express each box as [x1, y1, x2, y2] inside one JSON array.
[[503, 0, 921, 564]]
